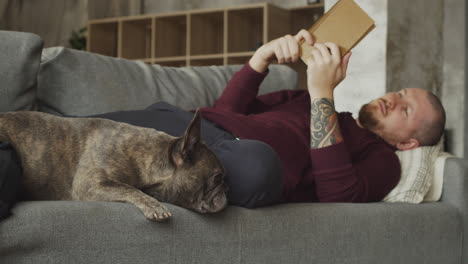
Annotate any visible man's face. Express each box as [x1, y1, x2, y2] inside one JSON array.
[[358, 88, 435, 149]]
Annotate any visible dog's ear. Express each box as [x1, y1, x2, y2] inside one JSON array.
[[170, 110, 202, 167], [181, 109, 202, 154]]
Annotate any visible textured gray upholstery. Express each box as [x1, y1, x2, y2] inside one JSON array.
[[0, 201, 461, 264], [37, 47, 298, 116], [0, 31, 43, 112], [0, 30, 467, 264], [441, 157, 468, 264]]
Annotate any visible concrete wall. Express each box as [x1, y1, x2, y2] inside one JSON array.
[[376, 0, 463, 157], [0, 0, 141, 48], [442, 0, 465, 156], [0, 0, 88, 48], [386, 0, 444, 96]]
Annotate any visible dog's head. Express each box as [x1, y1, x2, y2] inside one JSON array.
[[163, 110, 228, 213]]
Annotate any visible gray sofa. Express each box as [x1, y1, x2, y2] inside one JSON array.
[[0, 30, 466, 264]]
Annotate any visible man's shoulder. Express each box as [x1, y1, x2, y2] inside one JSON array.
[[337, 111, 353, 118]]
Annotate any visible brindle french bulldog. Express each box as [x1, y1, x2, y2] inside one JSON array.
[[0, 110, 228, 222]]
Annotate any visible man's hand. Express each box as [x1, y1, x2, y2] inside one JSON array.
[[249, 29, 314, 73], [305, 43, 351, 96]]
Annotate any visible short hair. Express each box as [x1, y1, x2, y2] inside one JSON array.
[[413, 91, 446, 146]]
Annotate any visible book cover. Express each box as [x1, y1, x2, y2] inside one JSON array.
[[299, 0, 375, 63]]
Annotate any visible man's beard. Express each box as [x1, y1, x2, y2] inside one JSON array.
[[358, 103, 379, 130]]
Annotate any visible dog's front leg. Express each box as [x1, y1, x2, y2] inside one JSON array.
[[74, 176, 172, 222]]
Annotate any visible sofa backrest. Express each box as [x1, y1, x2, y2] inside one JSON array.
[[37, 47, 298, 116], [0, 31, 43, 112]]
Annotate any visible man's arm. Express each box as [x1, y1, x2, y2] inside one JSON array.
[[212, 63, 267, 114], [310, 144, 401, 202], [310, 97, 343, 148], [304, 44, 400, 203], [305, 43, 351, 149], [212, 30, 315, 114]]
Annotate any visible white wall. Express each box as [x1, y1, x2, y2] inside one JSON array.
[[325, 0, 388, 117]]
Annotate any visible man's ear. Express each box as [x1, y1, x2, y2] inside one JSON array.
[[170, 110, 202, 167], [396, 138, 420, 151]]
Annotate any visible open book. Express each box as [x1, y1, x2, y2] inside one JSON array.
[[300, 0, 375, 63]]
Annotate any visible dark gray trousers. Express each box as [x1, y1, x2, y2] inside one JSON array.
[[91, 102, 284, 208]]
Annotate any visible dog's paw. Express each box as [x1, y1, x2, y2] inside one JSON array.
[[141, 202, 172, 222]]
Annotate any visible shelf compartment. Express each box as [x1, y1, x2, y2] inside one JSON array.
[[154, 60, 187, 67], [190, 53, 224, 60], [154, 56, 187, 67], [227, 56, 250, 65], [142, 58, 153, 64], [88, 21, 119, 57], [190, 56, 224, 67], [190, 11, 224, 56], [228, 51, 255, 57], [154, 15, 187, 58], [266, 4, 291, 42], [227, 7, 264, 53], [227, 51, 254, 65], [121, 18, 153, 60], [289, 4, 324, 34]]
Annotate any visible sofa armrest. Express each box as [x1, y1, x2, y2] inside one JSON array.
[[0, 31, 43, 112], [441, 157, 468, 263]]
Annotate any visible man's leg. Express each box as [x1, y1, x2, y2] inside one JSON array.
[[89, 101, 230, 146], [210, 139, 284, 208]]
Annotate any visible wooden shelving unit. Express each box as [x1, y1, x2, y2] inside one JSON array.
[[87, 2, 324, 89]]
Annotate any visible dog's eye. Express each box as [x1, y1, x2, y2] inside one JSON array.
[[212, 173, 223, 185]]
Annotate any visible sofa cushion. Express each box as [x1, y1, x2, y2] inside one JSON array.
[[0, 201, 462, 264], [37, 47, 298, 116], [0, 31, 43, 112]]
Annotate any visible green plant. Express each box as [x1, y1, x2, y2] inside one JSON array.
[[69, 27, 87, 50]]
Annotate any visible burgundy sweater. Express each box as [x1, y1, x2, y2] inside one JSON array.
[[199, 63, 401, 203]]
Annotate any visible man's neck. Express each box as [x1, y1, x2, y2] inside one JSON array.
[[355, 118, 364, 128]]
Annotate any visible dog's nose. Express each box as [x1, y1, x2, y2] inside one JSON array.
[[197, 204, 208, 213], [214, 193, 227, 209]]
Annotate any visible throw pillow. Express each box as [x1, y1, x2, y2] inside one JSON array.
[[423, 151, 452, 202], [383, 137, 445, 203]]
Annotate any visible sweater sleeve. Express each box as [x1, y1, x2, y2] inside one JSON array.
[[212, 63, 268, 114], [308, 143, 401, 203]]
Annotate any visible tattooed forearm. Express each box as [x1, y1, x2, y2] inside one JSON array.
[[310, 98, 344, 149]]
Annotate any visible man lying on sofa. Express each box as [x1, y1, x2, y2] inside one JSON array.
[[0, 29, 446, 217]]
